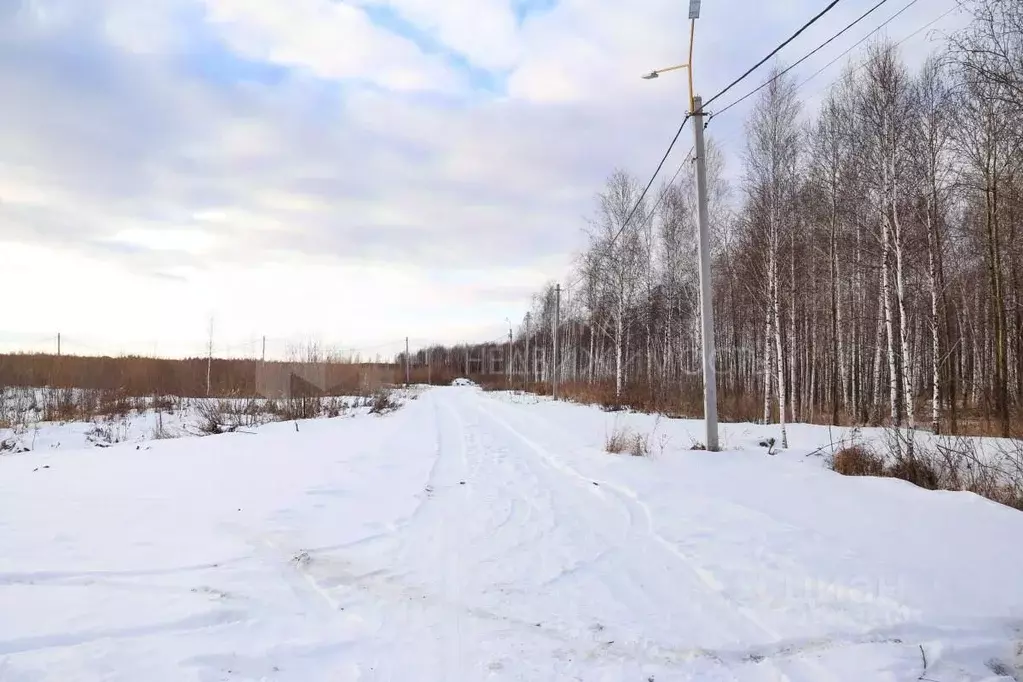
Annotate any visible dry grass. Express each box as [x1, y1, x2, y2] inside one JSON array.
[[368, 389, 400, 415], [192, 395, 368, 434], [0, 350, 419, 432], [829, 430, 1023, 511], [492, 378, 1021, 440], [605, 425, 649, 457], [830, 445, 886, 477]]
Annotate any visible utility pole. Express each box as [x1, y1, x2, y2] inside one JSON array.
[[692, 95, 719, 451], [553, 284, 561, 400], [427, 347, 432, 385], [507, 323, 513, 388], [405, 337, 410, 387], [57, 332, 61, 357], [261, 335, 266, 364], [206, 318, 213, 397]]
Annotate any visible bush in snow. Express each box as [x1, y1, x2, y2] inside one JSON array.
[[369, 390, 399, 415], [829, 429, 1023, 511], [605, 426, 649, 457], [830, 446, 885, 477], [194, 399, 231, 435], [85, 417, 132, 448]]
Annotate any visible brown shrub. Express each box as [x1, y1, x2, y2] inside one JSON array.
[[605, 426, 648, 456], [830, 432, 1023, 511], [369, 390, 400, 415], [887, 455, 941, 490], [831, 446, 885, 477], [194, 399, 232, 435]]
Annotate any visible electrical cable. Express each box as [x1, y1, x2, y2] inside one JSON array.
[[602, 113, 692, 254], [711, 0, 894, 120], [702, 0, 846, 109], [794, 0, 925, 91]]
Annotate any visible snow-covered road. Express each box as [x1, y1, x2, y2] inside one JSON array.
[[2, 387, 1023, 681]]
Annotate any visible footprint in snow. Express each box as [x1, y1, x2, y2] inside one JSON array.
[[191, 586, 231, 600]]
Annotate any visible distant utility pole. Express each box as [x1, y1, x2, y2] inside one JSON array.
[[506, 322, 513, 388], [405, 337, 410, 387], [465, 347, 470, 377], [261, 335, 266, 364], [692, 95, 719, 451], [427, 347, 432, 385], [553, 284, 561, 400], [206, 318, 214, 397], [57, 332, 61, 357]]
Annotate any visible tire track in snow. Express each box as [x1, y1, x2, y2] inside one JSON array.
[[479, 395, 913, 626], [463, 396, 792, 678], [472, 398, 779, 635], [444, 393, 561, 574], [467, 395, 859, 682], [0, 609, 248, 657], [433, 394, 470, 680]]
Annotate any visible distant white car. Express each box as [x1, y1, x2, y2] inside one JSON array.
[[451, 378, 477, 387]]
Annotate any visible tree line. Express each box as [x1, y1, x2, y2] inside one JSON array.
[[420, 0, 1023, 437]]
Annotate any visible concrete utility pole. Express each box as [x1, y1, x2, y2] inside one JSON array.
[[692, 96, 719, 451], [553, 284, 561, 400], [261, 335, 266, 364], [641, 0, 715, 447], [57, 332, 61, 357], [405, 337, 410, 387]]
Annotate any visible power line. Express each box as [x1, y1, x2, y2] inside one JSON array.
[[711, 0, 894, 120], [703, 0, 956, 154], [603, 113, 693, 253], [794, 0, 925, 91], [566, 143, 697, 296], [648, 146, 697, 219], [702, 0, 846, 109], [560, 1, 959, 299], [563, 0, 862, 291]]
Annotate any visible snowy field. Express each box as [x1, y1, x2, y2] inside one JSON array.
[[2, 386, 1023, 681], [0, 391, 408, 454]]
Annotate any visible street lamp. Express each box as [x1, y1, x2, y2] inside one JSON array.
[[641, 0, 701, 113], [641, 0, 718, 451], [642, 64, 687, 80]]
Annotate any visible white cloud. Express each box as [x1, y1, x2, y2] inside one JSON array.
[[0, 0, 972, 354], [352, 0, 522, 71], [107, 227, 218, 253], [197, 0, 460, 92]]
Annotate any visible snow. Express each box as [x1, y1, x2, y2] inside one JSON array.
[[2, 387, 1022, 681], [0, 392, 380, 453]]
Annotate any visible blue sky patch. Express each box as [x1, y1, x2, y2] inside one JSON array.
[[176, 10, 290, 87], [361, 3, 506, 94], [512, 0, 557, 24]]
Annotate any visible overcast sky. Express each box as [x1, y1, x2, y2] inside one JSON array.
[[0, 0, 967, 359]]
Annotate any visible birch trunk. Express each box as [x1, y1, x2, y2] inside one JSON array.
[[881, 212, 900, 425]]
